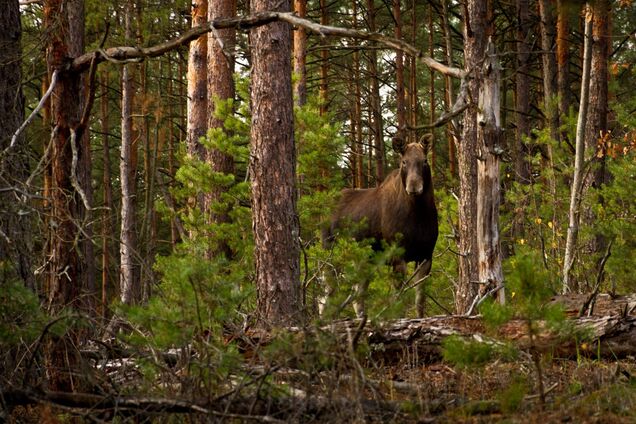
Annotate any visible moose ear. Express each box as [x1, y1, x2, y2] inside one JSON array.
[[419, 133, 433, 155], [392, 136, 406, 154]]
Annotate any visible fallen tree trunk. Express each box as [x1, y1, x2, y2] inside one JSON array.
[[240, 294, 636, 364]]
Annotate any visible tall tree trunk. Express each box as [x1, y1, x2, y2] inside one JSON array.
[[441, 0, 456, 177], [293, 0, 307, 106], [352, 0, 364, 188], [0, 0, 35, 290], [43, 0, 87, 392], [477, 40, 504, 304], [120, 0, 138, 305], [250, 0, 301, 327], [556, 0, 572, 119], [208, 0, 236, 258], [100, 72, 114, 319], [367, 0, 385, 185], [455, 0, 485, 314], [319, 0, 329, 115], [187, 0, 208, 161], [394, 0, 405, 136], [428, 5, 436, 169], [582, 0, 610, 265], [538, 0, 560, 252], [563, 6, 593, 294], [539, 0, 560, 141]]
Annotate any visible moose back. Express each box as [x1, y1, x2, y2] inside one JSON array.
[[323, 135, 439, 317]]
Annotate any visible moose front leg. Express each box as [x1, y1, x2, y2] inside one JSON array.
[[415, 259, 432, 318]]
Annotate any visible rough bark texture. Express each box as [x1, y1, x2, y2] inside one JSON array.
[[556, 0, 572, 119], [455, 0, 485, 314], [319, 0, 329, 115], [241, 294, 636, 364], [44, 0, 83, 313], [582, 0, 610, 258], [293, 0, 307, 106], [186, 0, 208, 160], [538, 0, 559, 141], [250, 0, 301, 327], [120, 0, 138, 305], [367, 0, 385, 185], [207, 0, 236, 259], [514, 0, 531, 186], [476, 40, 504, 303], [394, 0, 405, 135], [100, 72, 113, 318], [0, 0, 35, 290]]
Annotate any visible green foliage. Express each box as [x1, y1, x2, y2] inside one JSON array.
[[497, 377, 528, 414], [442, 335, 517, 369], [0, 279, 46, 346]]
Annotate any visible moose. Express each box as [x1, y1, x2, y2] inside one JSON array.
[[323, 134, 439, 318]]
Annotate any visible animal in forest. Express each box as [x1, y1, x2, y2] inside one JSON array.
[[323, 134, 439, 317]]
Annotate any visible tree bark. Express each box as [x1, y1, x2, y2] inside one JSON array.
[[120, 0, 139, 305], [100, 71, 114, 318], [394, 0, 405, 136], [207, 0, 236, 259], [319, 0, 329, 115], [250, 0, 301, 327], [186, 0, 208, 161], [455, 0, 485, 314], [476, 40, 504, 303], [293, 0, 307, 106], [556, 0, 572, 119], [367, 0, 385, 185], [0, 0, 35, 290], [563, 6, 593, 294]]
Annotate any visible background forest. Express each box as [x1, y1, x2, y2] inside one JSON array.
[[2, 0, 636, 422]]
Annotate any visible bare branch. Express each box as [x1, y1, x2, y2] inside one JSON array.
[[7, 69, 58, 151], [70, 12, 466, 79]]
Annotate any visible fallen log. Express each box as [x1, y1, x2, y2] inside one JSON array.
[[239, 294, 636, 364]]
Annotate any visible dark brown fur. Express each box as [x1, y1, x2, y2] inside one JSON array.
[[326, 138, 438, 269]]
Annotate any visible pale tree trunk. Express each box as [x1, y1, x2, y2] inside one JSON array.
[[476, 40, 504, 304], [0, 0, 35, 290], [293, 0, 307, 106], [207, 0, 236, 259], [563, 6, 593, 294], [250, 0, 301, 327], [186, 0, 208, 161], [120, 0, 138, 305], [455, 0, 485, 314]]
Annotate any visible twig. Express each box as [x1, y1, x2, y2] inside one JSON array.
[[578, 239, 613, 318], [465, 284, 505, 316], [7, 69, 58, 151]]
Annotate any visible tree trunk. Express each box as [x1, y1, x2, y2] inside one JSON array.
[[293, 0, 307, 106], [120, 0, 139, 305], [207, 0, 236, 259], [0, 0, 35, 290], [441, 0, 457, 176], [563, 6, 593, 294], [394, 0, 405, 136], [351, 0, 364, 188], [556, 0, 572, 119], [476, 40, 504, 303], [367, 0, 385, 185], [514, 0, 531, 186], [455, 0, 485, 314], [319, 0, 329, 115], [186, 0, 208, 162], [250, 0, 301, 327], [100, 72, 114, 319], [582, 0, 610, 261]]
